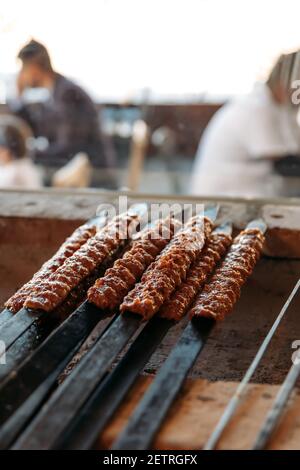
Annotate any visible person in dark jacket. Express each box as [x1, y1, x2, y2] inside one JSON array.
[[11, 40, 111, 171]]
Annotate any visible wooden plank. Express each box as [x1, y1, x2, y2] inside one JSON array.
[[98, 377, 300, 450]]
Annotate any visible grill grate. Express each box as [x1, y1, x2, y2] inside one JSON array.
[[0, 207, 299, 450], [204, 278, 300, 450]]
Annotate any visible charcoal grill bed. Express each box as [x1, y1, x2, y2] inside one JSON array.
[[0, 189, 299, 450]]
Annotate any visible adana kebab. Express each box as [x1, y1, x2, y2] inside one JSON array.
[[24, 211, 143, 312], [5, 222, 97, 313], [120, 214, 213, 320], [160, 227, 232, 321], [9, 207, 219, 451], [189, 226, 265, 321], [112, 220, 266, 451], [55, 218, 182, 378], [88, 217, 181, 310], [54, 224, 233, 450]]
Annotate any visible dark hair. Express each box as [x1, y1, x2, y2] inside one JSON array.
[[18, 39, 53, 72], [0, 124, 27, 159]]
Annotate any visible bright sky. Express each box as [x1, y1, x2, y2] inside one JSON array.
[[1, 0, 300, 101]]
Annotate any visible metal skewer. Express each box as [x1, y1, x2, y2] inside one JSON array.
[[0, 203, 150, 386], [0, 209, 111, 352], [12, 205, 218, 450], [204, 277, 300, 450], [112, 219, 267, 450], [0, 309, 13, 328], [112, 317, 214, 450], [0, 205, 169, 444], [0, 204, 151, 388], [58, 222, 232, 450], [0, 313, 59, 385], [57, 316, 175, 450], [0, 353, 74, 449], [12, 313, 142, 450], [0, 300, 111, 427], [252, 356, 300, 450], [0, 308, 45, 354], [0, 244, 126, 387]]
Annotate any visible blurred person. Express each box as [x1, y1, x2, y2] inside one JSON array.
[[9, 39, 112, 183], [0, 119, 42, 188], [191, 52, 300, 198], [52, 152, 92, 188]]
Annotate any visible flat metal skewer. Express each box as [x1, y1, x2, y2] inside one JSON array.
[[0, 241, 141, 389], [0, 308, 45, 354], [112, 219, 266, 450], [0, 353, 73, 449], [57, 316, 174, 450], [112, 316, 214, 450], [0, 208, 113, 353], [0, 203, 205, 351], [12, 313, 142, 450], [0, 314, 59, 385], [12, 205, 219, 450], [0, 300, 110, 427], [0, 248, 124, 386], [252, 360, 300, 450], [58, 222, 232, 450], [204, 277, 300, 450], [0, 308, 14, 327]]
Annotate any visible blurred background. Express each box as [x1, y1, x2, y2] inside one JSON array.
[[1, 0, 300, 196]]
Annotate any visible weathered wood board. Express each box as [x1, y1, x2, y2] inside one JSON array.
[[98, 376, 300, 450]]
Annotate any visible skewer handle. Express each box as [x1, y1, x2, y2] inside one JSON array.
[[246, 218, 267, 234]]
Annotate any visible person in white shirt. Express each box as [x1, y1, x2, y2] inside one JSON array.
[[190, 52, 300, 198], [0, 121, 42, 189]]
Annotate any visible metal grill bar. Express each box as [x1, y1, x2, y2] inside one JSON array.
[[204, 278, 300, 450], [252, 362, 300, 450]]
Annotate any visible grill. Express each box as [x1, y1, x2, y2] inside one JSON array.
[[0, 189, 299, 450]]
